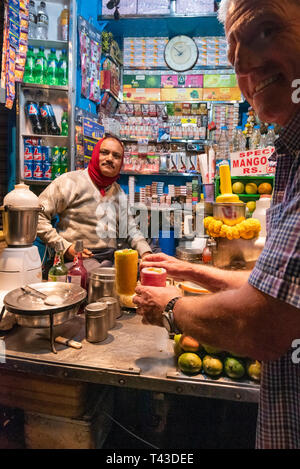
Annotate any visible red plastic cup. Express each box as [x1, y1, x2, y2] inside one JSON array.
[[140, 267, 167, 287]]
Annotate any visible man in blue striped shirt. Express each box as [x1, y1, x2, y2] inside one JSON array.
[[134, 0, 300, 449]]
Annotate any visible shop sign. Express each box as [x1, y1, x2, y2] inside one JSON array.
[[230, 147, 276, 176]]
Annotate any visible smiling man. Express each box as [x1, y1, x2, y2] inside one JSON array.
[[133, 0, 300, 449], [37, 135, 152, 266]]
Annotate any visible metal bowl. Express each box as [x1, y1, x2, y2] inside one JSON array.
[[4, 282, 87, 328]]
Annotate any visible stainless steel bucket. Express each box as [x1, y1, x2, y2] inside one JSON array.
[[1, 205, 43, 246]]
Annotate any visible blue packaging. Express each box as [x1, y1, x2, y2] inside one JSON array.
[[24, 161, 34, 180], [43, 162, 52, 181], [24, 144, 33, 161], [33, 161, 43, 180], [33, 145, 43, 162], [42, 145, 52, 163]]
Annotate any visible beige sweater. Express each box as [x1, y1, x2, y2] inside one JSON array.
[[37, 169, 152, 257]]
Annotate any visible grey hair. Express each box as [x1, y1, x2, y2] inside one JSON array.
[[218, 0, 232, 24], [218, 0, 299, 24]]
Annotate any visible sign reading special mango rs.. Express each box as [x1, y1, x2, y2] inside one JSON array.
[[230, 147, 276, 176]]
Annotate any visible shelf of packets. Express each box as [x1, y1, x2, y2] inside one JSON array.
[[123, 36, 231, 69], [102, 0, 215, 16]]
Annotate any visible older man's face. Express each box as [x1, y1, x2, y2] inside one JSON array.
[[226, 0, 300, 126]]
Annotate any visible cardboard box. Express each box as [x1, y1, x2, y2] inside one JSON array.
[[160, 88, 203, 102], [203, 74, 237, 88], [123, 88, 161, 101], [202, 87, 242, 101]]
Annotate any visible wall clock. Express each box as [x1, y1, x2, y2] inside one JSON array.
[[164, 35, 199, 72]]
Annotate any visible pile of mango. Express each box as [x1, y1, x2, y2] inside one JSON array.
[[204, 216, 261, 240], [174, 335, 261, 382]]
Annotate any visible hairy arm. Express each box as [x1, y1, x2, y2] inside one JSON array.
[[173, 282, 300, 361], [140, 253, 250, 292]]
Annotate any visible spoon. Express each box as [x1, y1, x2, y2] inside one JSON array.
[[21, 285, 64, 307]]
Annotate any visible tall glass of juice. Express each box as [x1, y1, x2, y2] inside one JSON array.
[[114, 249, 138, 295]]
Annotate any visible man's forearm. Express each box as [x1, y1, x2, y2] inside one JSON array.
[[173, 282, 299, 361], [182, 263, 251, 292]]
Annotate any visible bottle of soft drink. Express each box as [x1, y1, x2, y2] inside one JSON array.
[[216, 126, 230, 173], [60, 5, 69, 41], [57, 49, 68, 86], [60, 111, 68, 136], [34, 46, 47, 84], [266, 125, 276, 147], [23, 46, 35, 83], [39, 101, 60, 135], [36, 1, 49, 40], [67, 240, 88, 289], [28, 0, 37, 39], [25, 99, 43, 134], [250, 125, 261, 150], [48, 241, 68, 282], [46, 48, 58, 86]]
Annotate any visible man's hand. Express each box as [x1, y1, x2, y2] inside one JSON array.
[[65, 244, 94, 261], [140, 253, 191, 282], [141, 251, 152, 260], [133, 285, 182, 326]]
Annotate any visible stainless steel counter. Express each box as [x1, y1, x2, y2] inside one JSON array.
[[0, 311, 259, 403]]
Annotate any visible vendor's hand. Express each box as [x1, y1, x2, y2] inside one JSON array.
[[140, 253, 190, 282], [65, 244, 94, 260], [133, 285, 182, 327], [141, 251, 152, 260]]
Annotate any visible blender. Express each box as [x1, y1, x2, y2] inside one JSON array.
[[0, 184, 43, 328]]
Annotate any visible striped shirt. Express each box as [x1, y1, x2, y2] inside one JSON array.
[[248, 112, 300, 449]]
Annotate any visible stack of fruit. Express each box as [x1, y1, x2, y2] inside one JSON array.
[[204, 216, 261, 240], [232, 181, 273, 214], [174, 335, 261, 382]]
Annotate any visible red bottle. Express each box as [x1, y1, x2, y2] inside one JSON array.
[[67, 240, 87, 289]]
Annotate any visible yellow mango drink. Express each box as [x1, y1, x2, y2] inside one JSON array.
[[114, 249, 138, 295]]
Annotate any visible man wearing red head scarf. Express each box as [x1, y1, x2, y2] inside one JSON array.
[[37, 135, 152, 268]]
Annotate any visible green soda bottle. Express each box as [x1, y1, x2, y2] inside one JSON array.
[[34, 46, 47, 84], [23, 46, 35, 83], [57, 49, 68, 86], [60, 111, 68, 136], [46, 48, 58, 86], [48, 240, 68, 282]]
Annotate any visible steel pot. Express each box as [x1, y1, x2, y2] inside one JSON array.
[[1, 205, 44, 246], [3, 282, 87, 328], [88, 267, 116, 303], [213, 202, 245, 226]]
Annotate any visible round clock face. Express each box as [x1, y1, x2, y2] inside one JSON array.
[[164, 35, 199, 72]]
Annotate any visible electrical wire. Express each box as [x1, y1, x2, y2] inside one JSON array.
[[102, 410, 160, 450]]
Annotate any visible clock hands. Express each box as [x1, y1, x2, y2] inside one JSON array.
[[174, 46, 184, 56]]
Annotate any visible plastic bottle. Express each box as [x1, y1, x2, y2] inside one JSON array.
[[266, 125, 276, 147], [260, 133, 267, 148], [46, 48, 58, 86], [25, 99, 43, 134], [34, 46, 47, 84], [60, 111, 68, 136], [48, 241, 68, 282], [60, 5, 69, 41], [39, 101, 60, 135], [216, 126, 230, 174], [250, 126, 261, 150], [252, 195, 271, 238], [57, 49, 68, 86], [237, 127, 246, 151], [232, 126, 242, 152], [28, 0, 37, 39], [36, 1, 49, 40], [67, 240, 88, 289], [23, 46, 35, 83]]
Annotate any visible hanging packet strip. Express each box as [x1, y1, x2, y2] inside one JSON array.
[[15, 6, 29, 82]]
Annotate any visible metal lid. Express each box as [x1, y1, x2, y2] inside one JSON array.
[[89, 267, 116, 281], [4, 282, 87, 315], [85, 302, 108, 317], [99, 297, 118, 306], [176, 247, 202, 262], [55, 240, 65, 252]]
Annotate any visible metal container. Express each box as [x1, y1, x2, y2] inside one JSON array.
[[98, 297, 120, 329], [3, 282, 87, 328], [176, 247, 202, 264], [1, 205, 43, 246], [213, 202, 245, 226], [88, 267, 116, 303], [85, 302, 108, 343]]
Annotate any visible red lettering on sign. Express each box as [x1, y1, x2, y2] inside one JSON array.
[[243, 168, 250, 174], [261, 156, 267, 165], [253, 157, 260, 165], [232, 160, 240, 168], [247, 158, 253, 166]]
